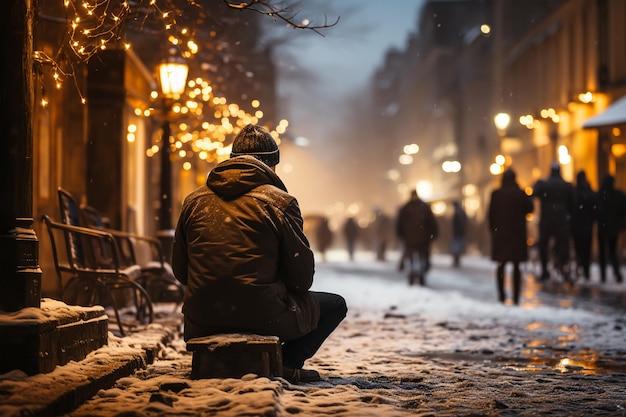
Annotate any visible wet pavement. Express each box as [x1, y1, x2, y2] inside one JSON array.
[[324, 253, 626, 378], [331, 253, 626, 315]]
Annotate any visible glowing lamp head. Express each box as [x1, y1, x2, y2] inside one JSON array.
[[157, 57, 189, 97]]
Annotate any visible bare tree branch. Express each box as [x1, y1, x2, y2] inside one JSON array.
[[222, 0, 339, 36]]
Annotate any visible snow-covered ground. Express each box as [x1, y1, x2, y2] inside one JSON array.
[[2, 252, 625, 416]]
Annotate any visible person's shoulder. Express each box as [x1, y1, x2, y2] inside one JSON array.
[[182, 185, 213, 205], [248, 184, 296, 210]]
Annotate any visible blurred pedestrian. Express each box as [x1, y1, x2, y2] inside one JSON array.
[[532, 162, 575, 281], [488, 169, 533, 304], [571, 170, 598, 280], [450, 200, 468, 268], [396, 190, 439, 285], [172, 124, 347, 383], [342, 216, 359, 261], [373, 208, 393, 261], [316, 217, 333, 262], [596, 174, 625, 283]]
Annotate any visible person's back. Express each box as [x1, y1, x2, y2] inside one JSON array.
[[316, 217, 333, 260], [572, 171, 598, 280], [452, 201, 468, 239], [533, 163, 575, 225], [598, 175, 626, 234], [373, 210, 393, 261], [397, 195, 438, 250], [172, 124, 347, 382], [532, 162, 575, 280], [572, 171, 597, 230], [396, 191, 438, 278], [489, 170, 533, 262], [488, 168, 533, 304]]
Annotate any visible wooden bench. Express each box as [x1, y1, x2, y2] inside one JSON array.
[[187, 333, 283, 379]]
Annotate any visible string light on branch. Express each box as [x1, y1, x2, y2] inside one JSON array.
[[144, 74, 288, 167], [35, 0, 338, 110]]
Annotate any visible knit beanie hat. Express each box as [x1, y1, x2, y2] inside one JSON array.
[[230, 124, 280, 167]]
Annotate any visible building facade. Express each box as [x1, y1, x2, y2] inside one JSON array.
[[370, 0, 625, 255]]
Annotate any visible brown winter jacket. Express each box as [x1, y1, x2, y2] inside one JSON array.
[[172, 155, 319, 341]]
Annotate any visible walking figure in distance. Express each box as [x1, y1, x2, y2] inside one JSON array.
[[396, 190, 439, 285], [596, 174, 626, 283], [342, 216, 359, 261], [532, 162, 575, 281], [172, 124, 347, 383], [450, 200, 468, 268], [571, 170, 598, 281], [488, 169, 533, 304], [315, 216, 333, 262], [373, 208, 393, 261]]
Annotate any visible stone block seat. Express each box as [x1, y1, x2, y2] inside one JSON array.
[[186, 333, 283, 379]]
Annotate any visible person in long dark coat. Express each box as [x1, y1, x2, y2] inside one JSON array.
[[396, 190, 439, 283], [532, 162, 575, 281], [597, 174, 626, 283], [488, 169, 533, 304], [571, 171, 598, 280]]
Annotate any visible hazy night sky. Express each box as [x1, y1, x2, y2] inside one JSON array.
[[270, 1, 425, 221]]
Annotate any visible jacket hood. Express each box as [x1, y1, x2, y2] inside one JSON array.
[[206, 155, 288, 199]]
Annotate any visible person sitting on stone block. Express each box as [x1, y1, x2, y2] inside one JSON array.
[[172, 124, 347, 383]]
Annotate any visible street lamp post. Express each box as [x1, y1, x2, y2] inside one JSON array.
[[158, 118, 172, 231], [155, 58, 188, 254]]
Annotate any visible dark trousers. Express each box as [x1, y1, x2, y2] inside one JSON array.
[[399, 245, 431, 273], [538, 224, 570, 276], [598, 230, 623, 282], [496, 262, 521, 304], [281, 291, 347, 369], [573, 230, 593, 279]]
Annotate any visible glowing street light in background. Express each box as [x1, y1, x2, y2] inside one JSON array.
[[494, 112, 511, 134], [416, 180, 433, 200], [399, 154, 413, 165], [442, 160, 461, 173], [558, 145, 571, 165], [403, 143, 420, 155], [294, 136, 310, 147], [399, 143, 419, 165], [490, 163, 504, 175], [490, 153, 506, 175]]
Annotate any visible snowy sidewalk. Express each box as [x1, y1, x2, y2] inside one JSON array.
[[2, 253, 626, 416]]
